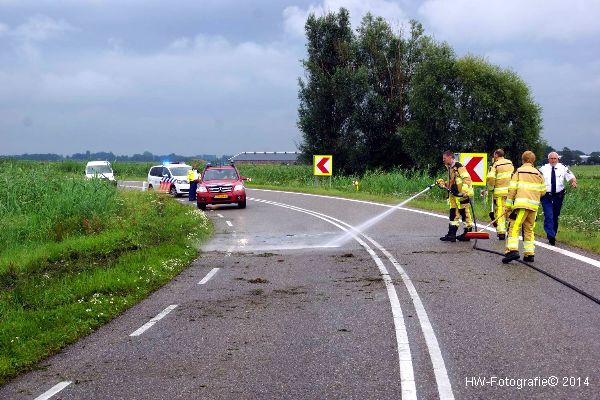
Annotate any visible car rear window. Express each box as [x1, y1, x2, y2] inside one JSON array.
[[203, 168, 239, 181]]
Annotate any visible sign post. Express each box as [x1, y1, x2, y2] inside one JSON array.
[[313, 155, 333, 188]]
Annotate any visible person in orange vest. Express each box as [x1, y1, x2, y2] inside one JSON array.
[[502, 151, 546, 263], [486, 149, 514, 240], [438, 150, 474, 242]]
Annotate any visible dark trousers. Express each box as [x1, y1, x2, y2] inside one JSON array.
[[189, 181, 197, 201], [541, 191, 564, 238]]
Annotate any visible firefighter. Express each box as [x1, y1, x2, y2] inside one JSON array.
[[502, 151, 546, 263], [438, 150, 474, 242], [486, 149, 514, 240]]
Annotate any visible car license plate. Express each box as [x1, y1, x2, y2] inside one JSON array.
[[214, 194, 228, 199]]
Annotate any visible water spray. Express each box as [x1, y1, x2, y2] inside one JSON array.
[[327, 182, 438, 247]]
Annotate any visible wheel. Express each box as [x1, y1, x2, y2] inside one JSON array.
[[197, 202, 206, 210], [237, 200, 246, 209], [169, 184, 178, 197], [147, 184, 153, 191]]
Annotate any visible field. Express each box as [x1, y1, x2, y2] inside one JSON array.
[[239, 164, 600, 253], [0, 160, 212, 384]]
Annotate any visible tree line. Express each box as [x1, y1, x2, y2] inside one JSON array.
[[1, 151, 232, 163], [297, 9, 545, 174]]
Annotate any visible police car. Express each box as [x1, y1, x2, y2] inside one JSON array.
[[147, 162, 192, 197]]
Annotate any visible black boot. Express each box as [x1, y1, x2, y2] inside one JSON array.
[[457, 227, 473, 241], [498, 233, 506, 240], [523, 255, 534, 262], [440, 225, 458, 242], [502, 251, 520, 264]]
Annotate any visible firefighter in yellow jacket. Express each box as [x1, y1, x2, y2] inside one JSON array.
[[438, 150, 474, 242], [502, 151, 546, 263], [486, 149, 514, 240]]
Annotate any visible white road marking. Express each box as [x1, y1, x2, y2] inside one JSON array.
[[250, 197, 418, 400], [217, 213, 224, 218], [199, 268, 220, 285], [129, 305, 178, 337], [226, 220, 233, 227], [34, 381, 72, 400], [250, 188, 600, 270]]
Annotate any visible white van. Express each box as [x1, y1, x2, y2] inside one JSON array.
[[85, 161, 116, 182]]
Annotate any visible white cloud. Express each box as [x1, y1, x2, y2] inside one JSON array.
[[0, 22, 9, 36], [419, 0, 600, 43], [283, 0, 407, 38], [12, 14, 74, 42], [37, 70, 133, 103]]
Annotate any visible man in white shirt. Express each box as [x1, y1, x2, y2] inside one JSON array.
[[539, 152, 577, 245]]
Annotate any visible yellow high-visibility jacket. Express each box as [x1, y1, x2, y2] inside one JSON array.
[[187, 169, 198, 183], [506, 163, 545, 211], [447, 161, 473, 198], [487, 157, 514, 197]]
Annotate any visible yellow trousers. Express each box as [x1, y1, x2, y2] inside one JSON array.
[[494, 196, 507, 235], [505, 208, 537, 256], [448, 195, 473, 228]]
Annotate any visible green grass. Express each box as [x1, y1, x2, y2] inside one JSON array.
[[240, 164, 600, 254], [0, 160, 212, 384]]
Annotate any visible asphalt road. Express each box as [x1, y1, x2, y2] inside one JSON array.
[[1, 186, 599, 400]]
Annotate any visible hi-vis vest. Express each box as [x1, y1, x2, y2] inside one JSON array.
[[506, 163, 545, 212], [187, 169, 198, 183], [447, 161, 474, 198], [487, 157, 514, 197]]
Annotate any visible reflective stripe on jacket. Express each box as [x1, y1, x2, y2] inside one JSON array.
[[506, 163, 545, 211], [447, 161, 474, 198], [487, 157, 514, 197]]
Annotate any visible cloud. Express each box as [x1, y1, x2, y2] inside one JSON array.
[[283, 0, 407, 38], [419, 0, 600, 43], [38, 70, 133, 103], [1, 32, 304, 154], [12, 14, 74, 42]]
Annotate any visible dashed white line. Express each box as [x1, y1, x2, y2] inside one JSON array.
[[217, 213, 224, 218], [34, 381, 72, 400], [129, 305, 178, 337], [226, 220, 233, 227], [199, 268, 220, 285]]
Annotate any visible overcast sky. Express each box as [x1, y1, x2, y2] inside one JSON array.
[[1, 0, 599, 156]]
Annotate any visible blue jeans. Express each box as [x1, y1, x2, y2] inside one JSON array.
[[541, 191, 564, 238], [189, 181, 197, 201]]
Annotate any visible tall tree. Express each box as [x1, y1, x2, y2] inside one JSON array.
[[400, 42, 460, 170], [454, 56, 543, 163], [297, 8, 361, 174]]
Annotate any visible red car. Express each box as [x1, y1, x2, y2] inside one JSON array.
[[196, 164, 247, 210]]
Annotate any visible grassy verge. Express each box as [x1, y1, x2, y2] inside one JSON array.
[[0, 160, 212, 385], [241, 165, 600, 254]]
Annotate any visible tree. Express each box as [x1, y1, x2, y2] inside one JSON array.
[[454, 56, 543, 164], [400, 42, 460, 170], [559, 147, 578, 165], [353, 17, 429, 171], [297, 8, 362, 174]]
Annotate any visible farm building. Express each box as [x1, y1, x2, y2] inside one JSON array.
[[229, 151, 301, 165]]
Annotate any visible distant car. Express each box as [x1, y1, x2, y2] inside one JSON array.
[[85, 161, 116, 183], [147, 162, 191, 197], [196, 164, 247, 210]]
